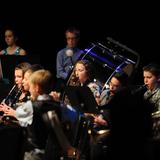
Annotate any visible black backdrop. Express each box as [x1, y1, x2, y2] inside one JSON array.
[[0, 2, 159, 159], [0, 2, 159, 83]]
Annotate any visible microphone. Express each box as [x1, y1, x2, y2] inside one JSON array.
[[66, 49, 74, 69], [66, 49, 73, 57]]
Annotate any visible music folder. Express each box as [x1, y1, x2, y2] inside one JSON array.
[[64, 86, 99, 114]]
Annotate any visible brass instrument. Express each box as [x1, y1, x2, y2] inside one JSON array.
[[66, 66, 80, 87]]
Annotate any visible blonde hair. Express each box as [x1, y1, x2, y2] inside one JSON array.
[[29, 69, 53, 94]]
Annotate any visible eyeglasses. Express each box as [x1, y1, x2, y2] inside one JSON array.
[[66, 37, 78, 40]]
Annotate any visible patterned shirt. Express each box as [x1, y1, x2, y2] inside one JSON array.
[[1, 47, 22, 55], [144, 86, 160, 113]]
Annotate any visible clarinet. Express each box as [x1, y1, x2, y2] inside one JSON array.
[[1, 85, 22, 123], [2, 84, 23, 107], [1, 84, 17, 105]]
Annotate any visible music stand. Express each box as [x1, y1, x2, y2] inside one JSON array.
[[65, 86, 99, 114], [65, 85, 99, 157]]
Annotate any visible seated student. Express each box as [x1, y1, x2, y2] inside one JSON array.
[[51, 59, 101, 125], [20, 64, 44, 103], [0, 27, 27, 55], [106, 69, 153, 160], [0, 62, 31, 160], [56, 27, 84, 92], [0, 64, 44, 121], [88, 71, 129, 160], [2, 62, 31, 108], [0, 62, 31, 117], [143, 63, 160, 114], [51, 59, 101, 158], [0, 64, 43, 159], [142, 63, 160, 160], [0, 69, 75, 160]]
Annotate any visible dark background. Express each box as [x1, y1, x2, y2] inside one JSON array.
[[0, 2, 159, 83], [0, 2, 159, 159]]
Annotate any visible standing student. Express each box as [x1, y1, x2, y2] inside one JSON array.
[[56, 27, 84, 92], [0, 27, 27, 55]]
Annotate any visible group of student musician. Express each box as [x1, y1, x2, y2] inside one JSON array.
[[0, 26, 160, 160]]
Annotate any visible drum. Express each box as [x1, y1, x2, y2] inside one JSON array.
[[152, 111, 160, 140], [75, 42, 137, 86]]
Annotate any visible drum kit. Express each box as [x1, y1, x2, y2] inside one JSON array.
[[67, 37, 140, 91]]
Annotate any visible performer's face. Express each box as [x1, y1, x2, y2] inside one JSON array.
[[75, 63, 88, 84], [66, 32, 79, 48], [5, 30, 16, 46], [109, 77, 121, 95], [23, 71, 31, 91], [29, 82, 39, 101], [143, 71, 158, 91], [14, 69, 23, 88]]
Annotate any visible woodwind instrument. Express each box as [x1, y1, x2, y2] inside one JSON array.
[[1, 84, 23, 106], [0, 84, 22, 124]]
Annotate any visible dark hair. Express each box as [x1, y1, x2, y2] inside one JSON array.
[[4, 27, 19, 43], [143, 63, 160, 77], [65, 26, 80, 38], [28, 64, 44, 73], [76, 59, 94, 81], [113, 71, 129, 86], [69, 59, 94, 86]]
